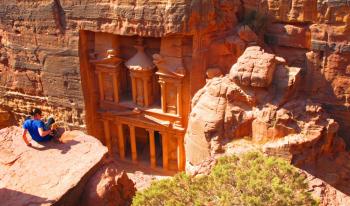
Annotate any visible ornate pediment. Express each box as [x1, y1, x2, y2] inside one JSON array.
[[153, 54, 185, 78], [90, 49, 123, 67]]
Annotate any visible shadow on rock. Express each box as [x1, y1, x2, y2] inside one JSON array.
[[0, 188, 54, 206]]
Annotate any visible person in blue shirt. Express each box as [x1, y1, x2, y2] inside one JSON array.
[[22, 108, 56, 146]]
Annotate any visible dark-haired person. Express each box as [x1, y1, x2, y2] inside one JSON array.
[[22, 108, 56, 146]]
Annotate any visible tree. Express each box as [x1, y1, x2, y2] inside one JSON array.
[[133, 152, 318, 206]]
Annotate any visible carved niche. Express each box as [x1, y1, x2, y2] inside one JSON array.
[[125, 38, 155, 107], [90, 49, 123, 107], [153, 53, 185, 116]]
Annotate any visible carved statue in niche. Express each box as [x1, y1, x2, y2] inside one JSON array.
[[103, 74, 114, 101], [153, 54, 185, 116], [166, 84, 177, 114], [90, 49, 124, 106], [125, 38, 155, 107]]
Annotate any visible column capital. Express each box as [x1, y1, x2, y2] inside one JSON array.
[[146, 128, 154, 133], [158, 79, 166, 85]]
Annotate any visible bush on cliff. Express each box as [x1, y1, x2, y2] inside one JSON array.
[[132, 152, 318, 206]]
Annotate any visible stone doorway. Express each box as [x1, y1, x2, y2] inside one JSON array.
[[121, 124, 164, 169]]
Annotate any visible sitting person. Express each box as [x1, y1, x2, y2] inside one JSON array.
[[22, 108, 57, 146]]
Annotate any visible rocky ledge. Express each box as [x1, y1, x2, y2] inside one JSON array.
[[0, 126, 135, 206]]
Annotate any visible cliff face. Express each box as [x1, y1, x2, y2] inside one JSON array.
[[0, 0, 241, 130], [245, 0, 350, 144], [0, 1, 349, 144], [184, 1, 350, 204]]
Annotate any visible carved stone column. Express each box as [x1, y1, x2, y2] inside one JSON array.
[[97, 72, 104, 102], [117, 123, 125, 159], [160, 131, 169, 170], [112, 73, 120, 103], [131, 75, 137, 104], [129, 125, 137, 162], [176, 82, 182, 117], [103, 120, 112, 155], [159, 80, 167, 113], [153, 53, 185, 116], [147, 129, 156, 168], [177, 135, 185, 171], [143, 77, 150, 107]]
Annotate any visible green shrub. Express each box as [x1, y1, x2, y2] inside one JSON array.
[[132, 152, 318, 206]]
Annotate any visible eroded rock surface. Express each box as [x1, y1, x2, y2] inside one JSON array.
[[81, 162, 136, 206], [0, 109, 15, 129], [305, 151, 350, 206], [186, 45, 308, 164], [185, 43, 350, 205], [0, 126, 108, 206], [0, 0, 243, 132]]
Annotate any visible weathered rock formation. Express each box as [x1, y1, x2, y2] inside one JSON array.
[[185, 44, 350, 205], [305, 152, 350, 206], [0, 126, 134, 206], [0, 0, 349, 204], [245, 0, 350, 145], [0, 109, 15, 129], [0, 0, 243, 132], [186, 43, 346, 159], [0, 0, 349, 146], [81, 162, 136, 206]]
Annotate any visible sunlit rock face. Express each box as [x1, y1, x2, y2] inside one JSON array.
[[244, 0, 350, 144], [0, 0, 349, 165], [186, 45, 309, 165], [0, 0, 242, 131], [185, 44, 348, 178], [0, 0, 350, 204], [0, 126, 108, 206]]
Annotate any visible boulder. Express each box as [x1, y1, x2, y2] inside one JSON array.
[[0, 126, 108, 206], [229, 46, 277, 88], [80, 162, 136, 206]]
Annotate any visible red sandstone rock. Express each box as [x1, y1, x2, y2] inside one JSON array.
[[266, 24, 311, 49], [206, 68, 223, 79], [303, 150, 350, 206], [185, 44, 342, 170], [0, 126, 108, 206], [81, 162, 136, 206], [229, 46, 277, 88], [0, 0, 349, 149], [0, 109, 15, 129], [238, 26, 258, 43]]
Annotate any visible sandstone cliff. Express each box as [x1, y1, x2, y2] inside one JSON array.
[[0, 0, 241, 131], [0, 127, 136, 206], [185, 44, 350, 206], [1, 0, 349, 144]]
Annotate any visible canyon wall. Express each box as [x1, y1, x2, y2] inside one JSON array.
[[0, 0, 349, 144], [0, 0, 241, 131], [245, 0, 350, 145]]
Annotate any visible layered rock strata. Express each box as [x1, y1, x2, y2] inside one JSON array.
[[0, 0, 349, 143], [243, 0, 350, 144], [185, 44, 350, 206], [186, 43, 348, 164], [0, 0, 242, 131]]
